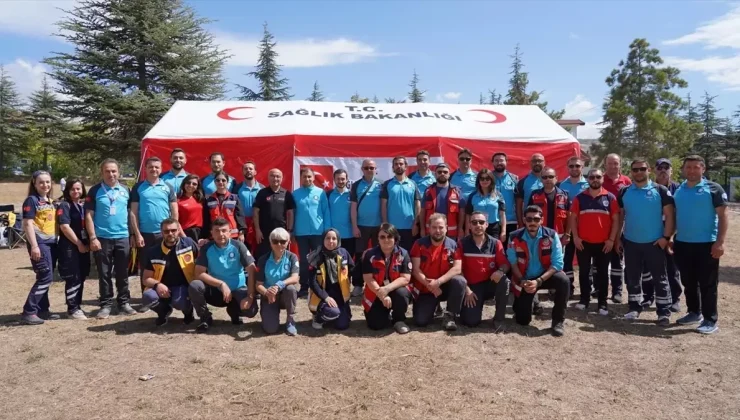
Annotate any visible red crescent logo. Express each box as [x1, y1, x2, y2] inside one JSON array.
[[468, 109, 507, 124], [217, 106, 255, 120]]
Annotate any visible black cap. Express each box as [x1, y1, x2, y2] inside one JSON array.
[[656, 158, 671, 167]]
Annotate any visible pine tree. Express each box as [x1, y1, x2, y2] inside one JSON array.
[[0, 66, 26, 174], [45, 0, 229, 165], [238, 23, 292, 102], [592, 38, 696, 165], [385, 97, 406, 103], [371, 95, 380, 104], [683, 93, 699, 125], [488, 89, 502, 105], [408, 70, 425, 103], [479, 93, 485, 105], [692, 92, 722, 172], [350, 92, 368, 103], [307, 81, 325, 102], [25, 76, 76, 170], [503, 44, 563, 118]]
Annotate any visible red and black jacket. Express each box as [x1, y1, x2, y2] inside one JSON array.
[[423, 185, 462, 236], [360, 245, 412, 311], [528, 187, 569, 234], [458, 234, 509, 285], [202, 192, 246, 239], [509, 226, 558, 296]]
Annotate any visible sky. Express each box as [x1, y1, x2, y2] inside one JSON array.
[[1, 0, 739, 139]]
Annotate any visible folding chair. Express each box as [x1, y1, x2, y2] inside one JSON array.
[[0, 205, 27, 250]]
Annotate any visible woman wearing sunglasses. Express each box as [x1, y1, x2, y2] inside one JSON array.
[[201, 171, 247, 243], [255, 228, 300, 335], [177, 174, 205, 242], [465, 169, 506, 240], [307, 228, 354, 330]]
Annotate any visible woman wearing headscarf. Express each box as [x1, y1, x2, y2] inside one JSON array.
[[307, 228, 354, 330]]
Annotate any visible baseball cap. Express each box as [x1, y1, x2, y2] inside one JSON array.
[[656, 158, 672, 167], [435, 162, 450, 171]]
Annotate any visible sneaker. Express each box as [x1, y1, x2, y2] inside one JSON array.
[[38, 311, 61, 320], [350, 285, 363, 297], [624, 311, 640, 320], [640, 298, 654, 308], [443, 313, 457, 332], [434, 303, 444, 318], [598, 306, 609, 316], [285, 321, 298, 336], [394, 321, 410, 334], [669, 302, 681, 313], [183, 310, 195, 325], [21, 314, 44, 325], [68, 309, 87, 320], [611, 293, 623, 304], [137, 303, 152, 313], [551, 321, 565, 337], [657, 315, 671, 326], [297, 288, 308, 299], [119, 303, 137, 315], [196, 317, 213, 333], [676, 312, 703, 325], [97, 307, 111, 319], [696, 320, 719, 335], [574, 303, 587, 311], [532, 304, 544, 316], [312, 320, 323, 330]]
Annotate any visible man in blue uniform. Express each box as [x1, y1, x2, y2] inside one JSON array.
[[85, 159, 137, 319], [557, 156, 589, 293], [350, 160, 382, 296], [673, 155, 728, 334], [515, 153, 545, 227], [409, 150, 436, 197], [327, 169, 354, 256], [293, 167, 331, 297], [617, 158, 675, 325], [381, 156, 421, 252], [232, 161, 264, 253], [161, 148, 188, 193], [491, 152, 518, 245], [202, 152, 234, 195], [450, 148, 477, 200]]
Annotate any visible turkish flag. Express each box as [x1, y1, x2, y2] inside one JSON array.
[[300, 164, 334, 190]]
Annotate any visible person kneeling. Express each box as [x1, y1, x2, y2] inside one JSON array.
[[255, 228, 300, 336], [189, 217, 258, 333], [141, 218, 197, 326], [410, 213, 466, 331], [507, 205, 569, 337], [308, 229, 354, 331]]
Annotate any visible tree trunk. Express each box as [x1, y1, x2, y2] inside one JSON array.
[[43, 146, 49, 171]]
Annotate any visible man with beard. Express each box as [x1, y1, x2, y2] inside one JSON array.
[[515, 153, 545, 228], [641, 158, 682, 312], [450, 148, 478, 199], [161, 148, 188, 193], [459, 211, 510, 330], [557, 156, 589, 290], [420, 163, 464, 240], [253, 169, 296, 260], [381, 156, 421, 252], [569, 169, 620, 314], [141, 218, 197, 326], [507, 205, 569, 337], [491, 152, 518, 246], [350, 159, 382, 297], [618, 158, 674, 325], [202, 152, 235, 196], [410, 213, 466, 331], [410, 150, 436, 197], [232, 161, 264, 253], [601, 153, 631, 303]]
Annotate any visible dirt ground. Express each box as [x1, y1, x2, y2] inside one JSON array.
[[2, 182, 740, 419]]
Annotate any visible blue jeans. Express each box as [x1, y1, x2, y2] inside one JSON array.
[[23, 242, 57, 315], [295, 235, 322, 290]]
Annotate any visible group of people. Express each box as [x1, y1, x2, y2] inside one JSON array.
[[19, 147, 728, 337]]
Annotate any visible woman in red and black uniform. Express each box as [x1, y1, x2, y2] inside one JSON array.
[[202, 171, 246, 242], [177, 174, 204, 242]]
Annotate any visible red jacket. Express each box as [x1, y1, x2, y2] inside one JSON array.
[[509, 227, 557, 297], [360, 245, 412, 311], [203, 192, 245, 239], [528, 187, 569, 234], [423, 185, 462, 236]]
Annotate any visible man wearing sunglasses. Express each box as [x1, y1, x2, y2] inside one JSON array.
[[515, 153, 545, 228], [491, 152, 518, 247], [419, 163, 464, 240], [640, 158, 683, 312], [141, 218, 197, 326], [507, 205, 569, 337], [601, 153, 631, 303], [350, 159, 382, 297], [450, 148, 477, 199], [617, 158, 675, 325], [253, 169, 296, 260], [558, 157, 589, 292]]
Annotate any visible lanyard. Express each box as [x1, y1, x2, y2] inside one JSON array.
[[100, 182, 120, 205]]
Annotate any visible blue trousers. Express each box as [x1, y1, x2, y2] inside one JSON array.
[[58, 239, 91, 313], [295, 235, 322, 290], [142, 285, 192, 316], [23, 242, 57, 315]]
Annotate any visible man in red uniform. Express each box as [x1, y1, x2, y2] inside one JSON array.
[[419, 163, 464, 240], [601, 153, 631, 303], [569, 168, 620, 314], [459, 211, 510, 330], [410, 213, 466, 331]]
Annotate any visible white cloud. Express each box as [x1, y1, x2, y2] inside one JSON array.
[[563, 94, 597, 119], [569, 32, 579, 40], [663, 5, 740, 91], [578, 121, 604, 140], [4, 59, 49, 100], [0, 0, 75, 39], [216, 32, 391, 68], [442, 92, 461, 100]]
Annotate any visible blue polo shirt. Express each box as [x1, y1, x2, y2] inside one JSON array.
[[327, 188, 352, 239], [558, 177, 588, 204], [233, 180, 263, 217], [617, 181, 673, 244], [196, 239, 253, 291], [131, 179, 176, 234], [381, 177, 421, 229], [515, 173, 543, 210], [410, 170, 435, 197], [450, 169, 477, 200], [494, 171, 518, 222], [350, 177, 382, 227], [465, 191, 506, 224], [160, 169, 188, 194], [202, 173, 235, 196], [256, 251, 300, 288], [84, 182, 130, 240], [673, 179, 727, 243], [506, 227, 564, 278], [293, 185, 331, 236]]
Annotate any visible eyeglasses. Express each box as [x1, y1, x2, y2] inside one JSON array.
[[459, 157, 471, 162], [436, 171, 450, 175], [362, 167, 376, 170], [588, 175, 603, 180], [215, 179, 228, 183], [631, 167, 648, 173], [479, 177, 492, 181], [525, 216, 542, 223], [162, 228, 179, 234], [186, 181, 199, 186], [569, 164, 582, 169], [271, 239, 288, 245], [378, 234, 393, 240], [470, 220, 486, 226], [541, 175, 556, 180]]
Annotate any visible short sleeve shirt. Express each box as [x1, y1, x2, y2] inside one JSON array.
[[673, 179, 727, 243], [161, 170, 188, 194], [131, 179, 176, 234], [515, 173, 544, 209], [571, 189, 619, 244], [22, 194, 56, 244], [255, 251, 300, 288], [381, 177, 421, 230], [450, 169, 477, 200], [410, 170, 436, 197], [84, 182, 130, 239], [494, 171, 518, 222], [618, 181, 673, 243], [558, 177, 589, 205], [233, 181, 263, 218], [350, 178, 382, 227], [196, 239, 253, 291], [58, 200, 86, 242], [253, 187, 296, 235], [465, 191, 506, 224], [327, 188, 353, 239]]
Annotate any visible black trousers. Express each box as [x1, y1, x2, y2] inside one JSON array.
[[58, 238, 91, 313], [459, 277, 510, 327], [503, 223, 518, 249], [485, 223, 501, 240], [623, 239, 671, 316], [412, 275, 467, 327], [513, 271, 569, 326], [564, 241, 576, 290], [95, 238, 131, 308], [139, 232, 162, 282], [398, 229, 414, 253], [183, 226, 201, 243], [576, 242, 610, 307], [353, 226, 380, 287], [365, 287, 412, 330], [640, 249, 682, 304], [673, 241, 719, 323]]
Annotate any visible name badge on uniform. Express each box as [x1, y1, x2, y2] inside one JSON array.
[[81, 230, 88, 239], [109, 206, 117, 215]]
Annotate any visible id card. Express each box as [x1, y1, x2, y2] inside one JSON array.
[[81, 230, 88, 240], [109, 206, 117, 216]]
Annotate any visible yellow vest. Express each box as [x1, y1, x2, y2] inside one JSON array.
[[147, 239, 197, 289], [308, 254, 351, 312]]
